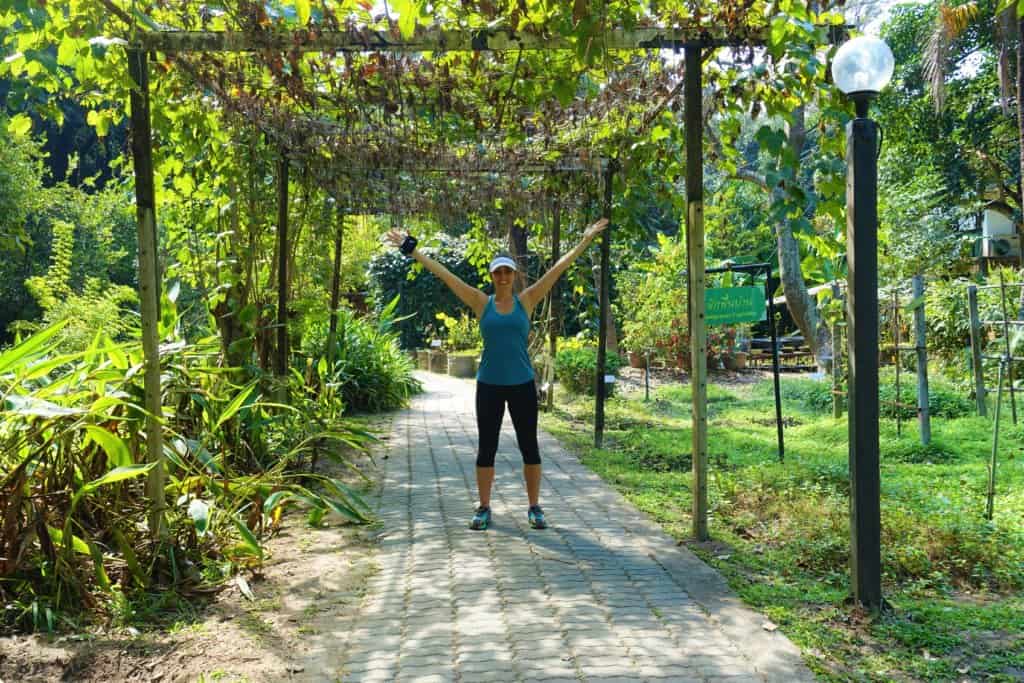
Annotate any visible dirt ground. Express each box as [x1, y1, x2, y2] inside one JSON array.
[[0, 429, 391, 683]]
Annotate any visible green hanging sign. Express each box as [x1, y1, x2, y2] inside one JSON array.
[[705, 287, 766, 327]]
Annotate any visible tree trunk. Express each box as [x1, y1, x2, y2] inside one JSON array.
[[509, 217, 530, 292], [775, 105, 833, 371], [776, 220, 832, 370]]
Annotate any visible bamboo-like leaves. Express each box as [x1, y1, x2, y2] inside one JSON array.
[[231, 515, 264, 561], [0, 320, 66, 375], [215, 380, 258, 429], [84, 425, 133, 469]]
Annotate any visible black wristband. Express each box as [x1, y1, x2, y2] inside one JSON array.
[[399, 235, 418, 255]]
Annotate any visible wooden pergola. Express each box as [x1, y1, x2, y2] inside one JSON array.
[[127, 19, 862, 591]]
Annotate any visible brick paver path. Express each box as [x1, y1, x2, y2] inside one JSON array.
[[333, 373, 813, 683]]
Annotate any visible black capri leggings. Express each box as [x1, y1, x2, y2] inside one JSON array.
[[475, 380, 541, 467]]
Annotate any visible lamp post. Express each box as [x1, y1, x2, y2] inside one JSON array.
[[832, 35, 894, 609]]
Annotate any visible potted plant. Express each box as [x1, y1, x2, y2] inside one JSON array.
[[723, 325, 752, 371], [437, 312, 481, 378], [620, 247, 689, 372]]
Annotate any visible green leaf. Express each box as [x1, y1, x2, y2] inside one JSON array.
[[7, 113, 31, 137], [86, 109, 110, 138], [263, 490, 292, 514], [47, 526, 90, 555], [88, 540, 112, 591], [85, 426, 133, 469], [82, 463, 156, 494], [769, 16, 789, 48], [112, 527, 147, 588], [295, 0, 311, 24], [231, 516, 263, 560], [4, 395, 84, 418], [322, 496, 367, 523], [215, 381, 258, 429], [56, 37, 79, 66], [650, 125, 670, 143], [324, 478, 372, 513], [393, 0, 417, 38]]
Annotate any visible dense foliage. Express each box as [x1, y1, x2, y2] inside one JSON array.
[[554, 337, 625, 395], [301, 304, 422, 413], [0, 318, 374, 634]]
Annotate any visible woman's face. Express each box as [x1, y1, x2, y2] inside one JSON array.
[[490, 266, 515, 289]]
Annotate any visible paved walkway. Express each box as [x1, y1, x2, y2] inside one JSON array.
[[331, 372, 813, 683]]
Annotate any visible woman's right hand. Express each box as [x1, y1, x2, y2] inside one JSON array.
[[385, 229, 406, 249]]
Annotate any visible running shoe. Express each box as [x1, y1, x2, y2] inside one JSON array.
[[469, 506, 491, 530], [528, 504, 548, 529]]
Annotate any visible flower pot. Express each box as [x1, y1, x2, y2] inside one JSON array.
[[447, 354, 476, 378], [723, 352, 748, 371], [628, 351, 649, 369], [416, 349, 430, 370], [676, 352, 691, 372], [428, 350, 447, 373]]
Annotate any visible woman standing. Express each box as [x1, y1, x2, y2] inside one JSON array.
[[386, 218, 608, 530]]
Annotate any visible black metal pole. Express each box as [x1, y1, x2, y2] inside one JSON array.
[[846, 104, 883, 609], [767, 266, 785, 462], [595, 161, 616, 448]]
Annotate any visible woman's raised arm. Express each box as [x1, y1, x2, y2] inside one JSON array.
[[519, 218, 608, 315], [385, 230, 489, 317]]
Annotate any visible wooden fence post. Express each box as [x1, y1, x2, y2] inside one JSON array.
[[832, 282, 844, 419], [968, 284, 987, 417], [912, 275, 931, 445]]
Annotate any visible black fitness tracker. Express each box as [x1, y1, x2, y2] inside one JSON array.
[[400, 235, 418, 255]]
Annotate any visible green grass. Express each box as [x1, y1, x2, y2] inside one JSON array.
[[541, 376, 1024, 682]]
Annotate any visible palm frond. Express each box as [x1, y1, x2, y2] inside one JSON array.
[[924, 1, 979, 113]]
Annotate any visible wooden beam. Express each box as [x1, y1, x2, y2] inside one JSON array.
[[138, 26, 774, 54]]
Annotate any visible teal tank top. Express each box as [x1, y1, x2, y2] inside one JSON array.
[[476, 295, 534, 385]]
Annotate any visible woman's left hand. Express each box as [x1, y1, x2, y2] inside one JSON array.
[[584, 218, 609, 242]]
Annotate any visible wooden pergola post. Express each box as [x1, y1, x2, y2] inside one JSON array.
[[685, 45, 709, 541], [327, 205, 345, 367], [547, 196, 561, 412], [274, 154, 290, 379], [127, 48, 167, 540]]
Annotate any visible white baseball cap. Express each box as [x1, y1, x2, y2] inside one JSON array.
[[488, 256, 518, 272]]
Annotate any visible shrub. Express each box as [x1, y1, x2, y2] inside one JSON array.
[[301, 306, 421, 413], [877, 372, 973, 420], [555, 345, 624, 395], [367, 234, 483, 349], [753, 377, 833, 413], [435, 311, 481, 352]]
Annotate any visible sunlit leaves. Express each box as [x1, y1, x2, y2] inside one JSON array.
[[6, 113, 32, 137], [295, 0, 312, 25]]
